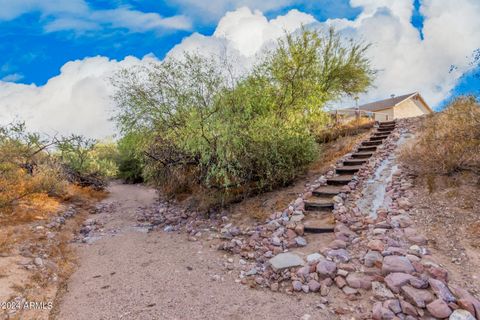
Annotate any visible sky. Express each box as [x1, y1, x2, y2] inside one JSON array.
[[0, 0, 479, 138]]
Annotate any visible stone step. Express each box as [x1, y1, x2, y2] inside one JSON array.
[[327, 175, 353, 186], [304, 199, 334, 211], [377, 127, 394, 133], [370, 135, 389, 141], [351, 152, 373, 159], [312, 185, 344, 197], [379, 121, 396, 125], [358, 146, 377, 152], [336, 165, 362, 174], [362, 140, 382, 146], [303, 215, 335, 233], [343, 159, 367, 166]]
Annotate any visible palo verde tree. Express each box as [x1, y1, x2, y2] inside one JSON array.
[[112, 27, 375, 204]]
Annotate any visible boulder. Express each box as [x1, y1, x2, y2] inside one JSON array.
[[426, 299, 452, 318], [429, 278, 456, 303], [269, 252, 304, 271], [401, 285, 435, 308], [346, 272, 372, 290], [382, 256, 415, 275], [316, 259, 337, 278]]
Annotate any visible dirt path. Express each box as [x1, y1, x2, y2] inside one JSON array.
[[55, 183, 330, 320]]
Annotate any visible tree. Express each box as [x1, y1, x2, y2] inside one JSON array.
[[111, 28, 375, 202]]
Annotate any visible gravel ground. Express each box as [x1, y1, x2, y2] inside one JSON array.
[[55, 183, 331, 320]]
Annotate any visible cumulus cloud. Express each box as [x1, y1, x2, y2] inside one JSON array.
[[0, 55, 158, 138], [1, 1, 480, 138]]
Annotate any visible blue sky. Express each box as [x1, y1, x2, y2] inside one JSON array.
[[1, 0, 479, 137], [0, 0, 362, 85]]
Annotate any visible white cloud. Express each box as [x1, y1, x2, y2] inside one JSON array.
[[1, 73, 24, 82], [0, 55, 158, 138], [0, 0, 191, 33], [1, 1, 480, 138]]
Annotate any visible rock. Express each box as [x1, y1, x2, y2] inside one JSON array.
[[368, 239, 385, 252], [301, 285, 309, 293], [334, 276, 347, 288], [401, 300, 418, 316], [372, 302, 383, 320], [292, 280, 303, 291], [384, 299, 402, 314], [306, 253, 323, 265], [316, 259, 337, 278], [428, 265, 449, 282], [382, 256, 414, 275], [320, 284, 330, 296], [33, 257, 44, 267], [295, 224, 304, 236], [269, 253, 304, 271], [245, 268, 257, 276], [449, 310, 476, 320], [270, 282, 279, 291], [342, 286, 358, 296], [346, 272, 372, 290], [429, 278, 456, 303], [427, 299, 452, 318], [328, 239, 347, 249], [290, 214, 305, 222], [295, 236, 307, 247], [397, 198, 411, 210], [372, 281, 395, 300], [457, 299, 476, 316], [308, 280, 321, 292], [364, 250, 383, 267], [401, 285, 435, 308], [325, 249, 350, 263]]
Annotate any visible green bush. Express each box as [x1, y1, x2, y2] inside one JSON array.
[[112, 28, 374, 202]]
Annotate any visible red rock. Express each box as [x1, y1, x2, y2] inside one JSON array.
[[368, 239, 385, 252], [308, 279, 321, 292], [401, 300, 418, 316], [294, 224, 304, 236], [401, 285, 434, 308], [427, 265, 449, 282], [372, 302, 382, 320], [427, 299, 452, 318], [382, 256, 415, 275], [457, 299, 476, 317], [334, 276, 347, 288], [346, 272, 373, 290]]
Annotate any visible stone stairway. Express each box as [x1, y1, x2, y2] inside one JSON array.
[[302, 121, 396, 234]]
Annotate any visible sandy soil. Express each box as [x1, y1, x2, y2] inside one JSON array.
[[55, 183, 332, 320]]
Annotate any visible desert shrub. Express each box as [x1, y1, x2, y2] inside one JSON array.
[[56, 135, 119, 188], [112, 28, 374, 203], [116, 132, 146, 183], [401, 96, 480, 175], [0, 123, 66, 218], [314, 117, 375, 143]]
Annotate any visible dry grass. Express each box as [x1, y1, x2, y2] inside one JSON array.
[[315, 117, 374, 143], [400, 96, 480, 176]]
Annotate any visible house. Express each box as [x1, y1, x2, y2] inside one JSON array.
[[336, 92, 433, 122]]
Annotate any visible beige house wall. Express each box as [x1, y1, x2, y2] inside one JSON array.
[[373, 108, 394, 121], [393, 98, 432, 119]]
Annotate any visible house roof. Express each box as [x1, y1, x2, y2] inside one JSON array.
[[333, 92, 433, 115], [354, 92, 418, 112]]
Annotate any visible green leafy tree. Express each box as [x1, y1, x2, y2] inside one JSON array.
[[112, 28, 374, 203]]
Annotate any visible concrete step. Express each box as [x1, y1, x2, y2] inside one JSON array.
[[362, 140, 382, 146], [351, 151, 373, 159], [304, 199, 334, 211], [303, 215, 335, 233], [327, 175, 353, 186], [312, 185, 344, 197], [343, 159, 367, 166], [336, 165, 362, 174], [358, 146, 377, 152]]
